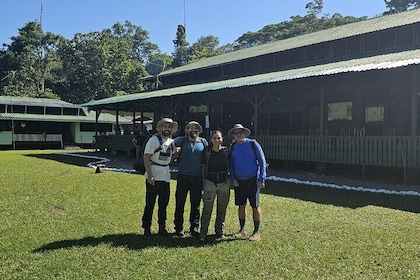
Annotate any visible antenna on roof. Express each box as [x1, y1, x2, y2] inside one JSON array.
[[184, 0, 187, 30], [146, 60, 165, 89]]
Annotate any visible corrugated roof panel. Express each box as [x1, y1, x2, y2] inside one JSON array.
[[159, 9, 420, 76], [0, 96, 79, 108], [0, 109, 130, 124], [84, 49, 420, 109]]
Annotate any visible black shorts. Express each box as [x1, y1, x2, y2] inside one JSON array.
[[234, 176, 260, 208]]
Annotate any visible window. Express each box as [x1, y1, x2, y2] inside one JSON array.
[[11, 105, 25, 113], [332, 40, 346, 58], [396, 26, 413, 46], [246, 58, 258, 72], [379, 30, 395, 49], [262, 55, 274, 69], [26, 106, 44, 114], [274, 52, 288, 67], [46, 107, 62, 115], [223, 64, 233, 76], [347, 37, 361, 55], [364, 33, 380, 52], [365, 105, 384, 122], [63, 108, 79, 115], [328, 102, 352, 121], [289, 48, 304, 65]]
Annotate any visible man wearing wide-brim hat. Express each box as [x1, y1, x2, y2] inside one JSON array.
[[228, 123, 267, 242], [141, 117, 178, 237]]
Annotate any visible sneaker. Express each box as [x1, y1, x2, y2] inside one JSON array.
[[249, 232, 261, 242], [234, 230, 246, 238], [144, 228, 151, 237], [175, 231, 185, 237]]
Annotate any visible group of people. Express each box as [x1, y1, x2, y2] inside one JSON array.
[[140, 118, 267, 242]]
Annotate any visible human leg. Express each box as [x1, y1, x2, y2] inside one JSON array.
[[200, 179, 217, 240], [234, 180, 248, 238], [142, 180, 158, 235], [156, 181, 170, 236], [248, 179, 262, 242], [174, 175, 189, 234], [214, 181, 230, 237], [189, 175, 203, 236]]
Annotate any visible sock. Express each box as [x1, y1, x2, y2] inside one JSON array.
[[239, 218, 246, 232], [253, 220, 261, 234]]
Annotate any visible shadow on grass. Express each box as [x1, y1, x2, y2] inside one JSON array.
[[32, 233, 237, 253], [25, 153, 96, 167], [263, 181, 420, 213]]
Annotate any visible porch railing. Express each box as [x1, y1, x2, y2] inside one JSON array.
[[255, 136, 420, 168]]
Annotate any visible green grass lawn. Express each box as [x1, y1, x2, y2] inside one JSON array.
[[1, 150, 419, 279]]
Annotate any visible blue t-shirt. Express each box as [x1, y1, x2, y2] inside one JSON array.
[[229, 138, 267, 182], [175, 136, 207, 176]]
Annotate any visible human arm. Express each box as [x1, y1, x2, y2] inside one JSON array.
[[143, 153, 154, 185]]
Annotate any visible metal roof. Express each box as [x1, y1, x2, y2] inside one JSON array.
[[158, 8, 420, 76], [0, 96, 80, 108], [0, 108, 131, 124], [84, 49, 420, 109]]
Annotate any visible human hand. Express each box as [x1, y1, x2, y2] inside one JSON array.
[[257, 181, 265, 189]]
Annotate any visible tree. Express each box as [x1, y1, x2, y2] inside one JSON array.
[[384, 0, 419, 14], [57, 21, 159, 103], [172, 25, 189, 67], [0, 21, 62, 98], [234, 6, 365, 49], [188, 35, 220, 63]]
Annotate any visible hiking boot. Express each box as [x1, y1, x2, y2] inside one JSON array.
[[234, 230, 246, 238], [249, 232, 261, 242], [144, 228, 151, 237]]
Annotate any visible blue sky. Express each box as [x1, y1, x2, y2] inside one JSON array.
[[1, 0, 387, 54]]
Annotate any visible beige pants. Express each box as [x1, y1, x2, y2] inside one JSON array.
[[200, 179, 230, 237]]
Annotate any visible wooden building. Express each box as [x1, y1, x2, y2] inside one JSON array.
[[0, 96, 130, 149], [85, 9, 420, 182]]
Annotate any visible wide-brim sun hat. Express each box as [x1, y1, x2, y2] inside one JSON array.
[[156, 118, 178, 134], [228, 123, 251, 139], [185, 121, 203, 133]]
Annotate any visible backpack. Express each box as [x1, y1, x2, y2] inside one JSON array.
[[133, 134, 166, 174]]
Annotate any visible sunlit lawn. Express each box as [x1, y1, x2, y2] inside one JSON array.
[[1, 150, 419, 279]]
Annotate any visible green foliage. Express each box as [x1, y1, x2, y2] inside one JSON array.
[[1, 150, 420, 279], [384, 0, 419, 14], [172, 25, 189, 68]]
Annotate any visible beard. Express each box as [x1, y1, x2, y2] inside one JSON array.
[[162, 130, 171, 137], [189, 131, 198, 139]]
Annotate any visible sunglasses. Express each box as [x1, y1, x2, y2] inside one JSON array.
[[233, 130, 244, 135]]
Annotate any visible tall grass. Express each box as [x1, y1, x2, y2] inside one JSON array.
[[1, 150, 419, 279]]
